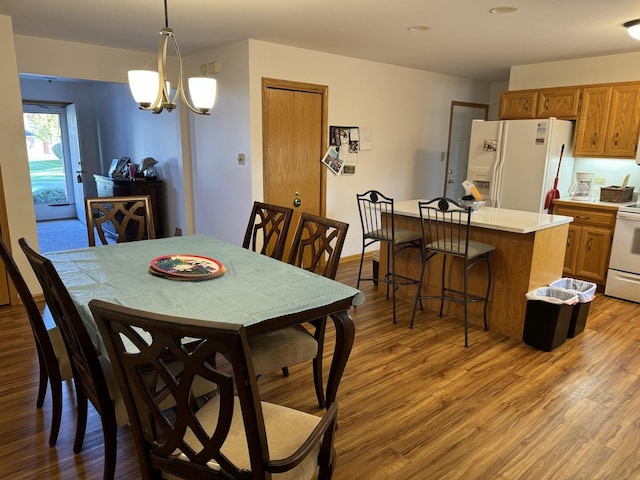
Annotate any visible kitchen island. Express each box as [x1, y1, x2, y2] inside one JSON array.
[[383, 200, 573, 339]]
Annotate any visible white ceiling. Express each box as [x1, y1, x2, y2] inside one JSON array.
[[2, 0, 640, 82]]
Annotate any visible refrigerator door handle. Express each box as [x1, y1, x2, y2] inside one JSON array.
[[491, 122, 506, 208]]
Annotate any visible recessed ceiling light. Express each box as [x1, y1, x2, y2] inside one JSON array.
[[408, 25, 431, 32], [489, 6, 518, 14]]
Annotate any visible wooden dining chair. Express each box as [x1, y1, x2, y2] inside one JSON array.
[[85, 195, 156, 246], [248, 212, 349, 408], [0, 236, 72, 447], [242, 201, 294, 260], [19, 237, 128, 480], [89, 298, 338, 480]]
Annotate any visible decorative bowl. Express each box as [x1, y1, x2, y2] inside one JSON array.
[[459, 198, 486, 211]]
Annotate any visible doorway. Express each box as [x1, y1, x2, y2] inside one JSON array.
[[443, 101, 488, 200], [261, 78, 328, 255], [23, 101, 85, 222]]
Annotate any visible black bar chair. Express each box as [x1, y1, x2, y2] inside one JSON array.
[[356, 190, 423, 324], [410, 198, 494, 347]]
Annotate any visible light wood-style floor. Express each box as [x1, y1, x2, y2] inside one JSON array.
[[2, 256, 640, 479]]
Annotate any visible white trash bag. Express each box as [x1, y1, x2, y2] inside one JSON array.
[[549, 278, 596, 303], [525, 287, 578, 305]]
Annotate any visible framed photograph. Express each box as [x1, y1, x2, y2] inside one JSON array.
[[321, 146, 344, 175]]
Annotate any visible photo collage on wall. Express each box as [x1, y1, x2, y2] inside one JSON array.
[[321, 125, 372, 175]]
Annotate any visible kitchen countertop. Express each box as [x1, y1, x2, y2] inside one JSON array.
[[553, 194, 637, 210], [394, 200, 573, 234]]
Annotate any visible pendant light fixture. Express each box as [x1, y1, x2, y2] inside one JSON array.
[[128, 0, 217, 115]]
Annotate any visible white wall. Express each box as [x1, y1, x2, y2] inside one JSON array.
[[92, 82, 183, 236], [248, 41, 490, 256], [186, 40, 492, 256], [187, 41, 252, 244], [508, 52, 640, 199]]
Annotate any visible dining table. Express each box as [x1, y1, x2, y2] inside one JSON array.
[[47, 233, 364, 407]]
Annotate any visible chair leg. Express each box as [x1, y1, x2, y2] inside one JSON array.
[[372, 256, 379, 286], [313, 319, 327, 408], [390, 243, 398, 324], [410, 256, 428, 329], [48, 373, 63, 447], [73, 390, 88, 454], [439, 255, 447, 317], [356, 246, 366, 290], [35, 348, 48, 409], [101, 415, 118, 480], [463, 263, 469, 348], [483, 257, 492, 331]]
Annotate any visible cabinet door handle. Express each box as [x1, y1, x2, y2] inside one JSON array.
[[544, 99, 549, 110], [575, 215, 590, 220], [588, 237, 593, 249], [525, 99, 529, 112], [567, 236, 571, 247], [614, 132, 619, 146], [591, 132, 598, 146]]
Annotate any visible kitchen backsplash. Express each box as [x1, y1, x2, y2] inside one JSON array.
[[570, 158, 640, 200]]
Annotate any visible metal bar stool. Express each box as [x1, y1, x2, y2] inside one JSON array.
[[356, 190, 423, 324], [410, 198, 494, 347]]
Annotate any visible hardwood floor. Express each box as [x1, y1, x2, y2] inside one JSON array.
[[2, 256, 640, 479]]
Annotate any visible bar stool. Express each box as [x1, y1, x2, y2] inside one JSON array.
[[356, 190, 423, 324], [410, 198, 494, 347]]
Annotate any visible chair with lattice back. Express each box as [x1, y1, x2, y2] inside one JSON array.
[[248, 212, 349, 408], [0, 236, 71, 447], [89, 299, 339, 480], [242, 201, 294, 260], [85, 195, 156, 246], [410, 197, 494, 347]]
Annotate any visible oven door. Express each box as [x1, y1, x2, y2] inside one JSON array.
[[608, 210, 640, 273]]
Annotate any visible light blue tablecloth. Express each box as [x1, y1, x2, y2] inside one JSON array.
[[48, 234, 364, 349]]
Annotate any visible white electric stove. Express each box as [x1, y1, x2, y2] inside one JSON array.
[[605, 202, 640, 303]]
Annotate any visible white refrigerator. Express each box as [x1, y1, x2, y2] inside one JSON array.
[[466, 118, 574, 213]]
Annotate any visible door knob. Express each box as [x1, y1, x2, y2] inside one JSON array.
[[293, 192, 301, 207], [448, 179, 455, 184]]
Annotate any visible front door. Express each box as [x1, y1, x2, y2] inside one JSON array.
[[262, 78, 328, 258], [23, 102, 85, 222]]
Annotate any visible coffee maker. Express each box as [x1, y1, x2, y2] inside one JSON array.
[[569, 171, 595, 201]]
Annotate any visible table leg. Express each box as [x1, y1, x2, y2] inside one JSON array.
[[326, 310, 355, 407]]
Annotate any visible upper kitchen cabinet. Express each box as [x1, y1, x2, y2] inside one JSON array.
[[499, 87, 580, 120], [499, 90, 538, 119], [574, 82, 640, 158], [536, 87, 581, 119]]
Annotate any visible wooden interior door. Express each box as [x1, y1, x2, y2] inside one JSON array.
[[262, 78, 328, 258]]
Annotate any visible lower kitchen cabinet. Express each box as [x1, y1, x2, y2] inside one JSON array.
[[552, 201, 617, 286]]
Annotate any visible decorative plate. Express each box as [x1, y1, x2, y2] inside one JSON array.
[[149, 254, 226, 280]]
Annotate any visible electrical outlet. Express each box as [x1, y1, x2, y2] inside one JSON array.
[[594, 177, 606, 185], [237, 153, 245, 165]]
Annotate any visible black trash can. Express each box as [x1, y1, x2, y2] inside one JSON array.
[[523, 287, 578, 351], [549, 278, 597, 338]]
